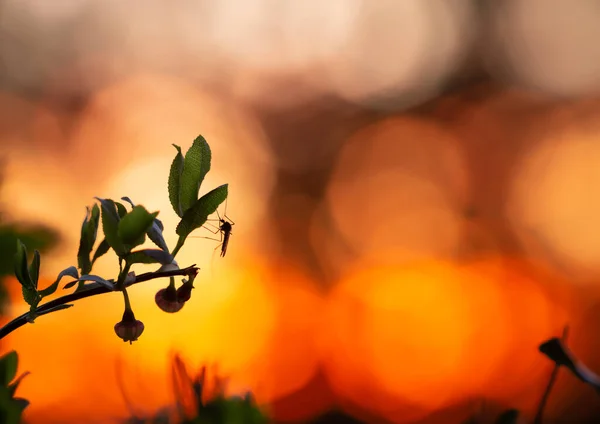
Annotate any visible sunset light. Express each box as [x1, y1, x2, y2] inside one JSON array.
[[1, 2, 600, 424]]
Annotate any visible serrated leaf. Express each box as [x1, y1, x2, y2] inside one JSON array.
[[121, 197, 135, 208], [127, 249, 174, 266], [148, 219, 169, 252], [118, 205, 159, 249], [77, 205, 100, 275], [91, 238, 110, 266], [176, 184, 228, 238], [36, 304, 73, 317], [169, 144, 185, 217], [0, 351, 18, 386], [76, 275, 115, 290], [22, 287, 39, 308], [120, 198, 169, 252], [39, 266, 79, 297], [95, 198, 127, 257], [28, 250, 41, 289], [180, 136, 212, 213], [116, 202, 128, 218], [13, 240, 33, 291]]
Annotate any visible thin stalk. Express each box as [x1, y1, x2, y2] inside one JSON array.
[[534, 325, 569, 424]]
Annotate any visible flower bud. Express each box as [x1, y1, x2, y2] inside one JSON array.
[[114, 309, 144, 344], [155, 285, 184, 313], [176, 280, 194, 303]]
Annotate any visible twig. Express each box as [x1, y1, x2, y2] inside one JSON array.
[[0, 265, 199, 340], [534, 325, 569, 424]]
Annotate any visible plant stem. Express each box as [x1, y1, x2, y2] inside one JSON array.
[[171, 237, 185, 258], [534, 325, 569, 424], [116, 262, 132, 291], [0, 265, 199, 340], [122, 287, 132, 312]]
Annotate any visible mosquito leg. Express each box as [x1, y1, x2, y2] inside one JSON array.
[[223, 214, 235, 225], [189, 236, 222, 242], [202, 222, 221, 232]]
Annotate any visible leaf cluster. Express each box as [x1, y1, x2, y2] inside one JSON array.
[[0, 351, 29, 424], [9, 134, 228, 325]]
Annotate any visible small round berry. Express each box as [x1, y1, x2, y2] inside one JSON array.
[[176, 282, 194, 303], [114, 310, 144, 344], [155, 287, 184, 313]]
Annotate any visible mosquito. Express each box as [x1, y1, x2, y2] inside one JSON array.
[[191, 200, 235, 257]]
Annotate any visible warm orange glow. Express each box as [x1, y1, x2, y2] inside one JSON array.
[[320, 254, 573, 422], [1, 260, 279, 421], [324, 116, 468, 275], [360, 261, 473, 410], [2, 3, 600, 422], [1, 260, 330, 422], [320, 267, 401, 419], [244, 265, 324, 417], [508, 124, 600, 281], [469, 258, 568, 412]]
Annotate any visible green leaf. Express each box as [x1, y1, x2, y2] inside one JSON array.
[[74, 274, 115, 291], [117, 205, 159, 249], [121, 197, 135, 208], [91, 239, 110, 266], [95, 198, 127, 257], [127, 249, 174, 266], [169, 144, 185, 217], [13, 397, 29, 412], [77, 205, 100, 275], [15, 242, 41, 306], [148, 222, 169, 252], [0, 394, 30, 424], [0, 351, 18, 386], [28, 250, 41, 290], [176, 184, 228, 238], [39, 266, 79, 297], [179, 136, 212, 213], [116, 202, 128, 218], [63, 280, 78, 290], [120, 197, 169, 252], [13, 240, 33, 291], [21, 287, 39, 308]]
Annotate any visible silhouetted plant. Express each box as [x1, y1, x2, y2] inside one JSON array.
[[0, 351, 29, 424], [0, 135, 266, 423], [121, 355, 267, 424]]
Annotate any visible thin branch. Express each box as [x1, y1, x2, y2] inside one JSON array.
[[534, 325, 570, 424], [0, 265, 199, 340]]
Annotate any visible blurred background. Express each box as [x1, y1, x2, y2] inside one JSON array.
[[1, 0, 600, 422]]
